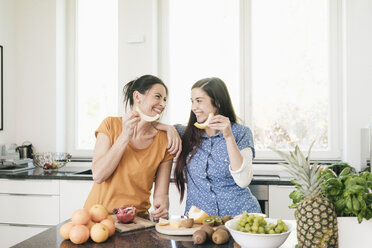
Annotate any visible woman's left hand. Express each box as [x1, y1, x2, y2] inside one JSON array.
[[150, 196, 169, 221], [208, 114, 233, 138]]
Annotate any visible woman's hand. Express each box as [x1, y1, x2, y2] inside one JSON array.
[[152, 123, 182, 158], [121, 111, 140, 141], [165, 126, 182, 158], [208, 114, 233, 138], [150, 196, 169, 221]]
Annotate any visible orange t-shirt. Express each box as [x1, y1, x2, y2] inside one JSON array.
[[84, 117, 174, 214]]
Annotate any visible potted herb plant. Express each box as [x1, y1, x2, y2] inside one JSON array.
[[271, 145, 372, 248], [319, 165, 372, 248]]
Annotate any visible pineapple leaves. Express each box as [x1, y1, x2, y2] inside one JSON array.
[[270, 144, 319, 198]]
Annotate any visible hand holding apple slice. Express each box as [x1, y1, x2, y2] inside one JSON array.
[[194, 113, 214, 129], [135, 106, 160, 122]]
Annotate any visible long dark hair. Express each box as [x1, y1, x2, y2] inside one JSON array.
[[123, 75, 168, 110], [174, 77, 237, 202]]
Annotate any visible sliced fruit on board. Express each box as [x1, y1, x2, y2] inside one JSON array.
[[188, 205, 210, 224], [194, 113, 214, 129]]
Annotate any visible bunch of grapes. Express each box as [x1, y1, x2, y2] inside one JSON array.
[[237, 211, 288, 234]]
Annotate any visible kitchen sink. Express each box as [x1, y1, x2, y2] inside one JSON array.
[[74, 169, 92, 175], [67, 169, 92, 177]]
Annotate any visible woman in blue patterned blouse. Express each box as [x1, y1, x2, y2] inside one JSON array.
[[162, 77, 261, 217]]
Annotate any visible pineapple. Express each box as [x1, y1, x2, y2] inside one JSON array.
[[271, 144, 338, 248]]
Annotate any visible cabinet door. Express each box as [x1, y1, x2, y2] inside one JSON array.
[[59, 180, 94, 222], [269, 185, 295, 220], [0, 194, 60, 225], [148, 183, 186, 217], [168, 183, 186, 216], [0, 224, 48, 248]]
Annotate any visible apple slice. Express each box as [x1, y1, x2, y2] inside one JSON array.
[[194, 113, 214, 129], [135, 105, 160, 122]]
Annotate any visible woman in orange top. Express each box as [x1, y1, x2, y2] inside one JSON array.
[[84, 75, 175, 220]]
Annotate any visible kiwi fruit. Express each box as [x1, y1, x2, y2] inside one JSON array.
[[181, 218, 194, 228], [192, 230, 208, 244], [221, 215, 232, 224], [200, 225, 215, 239], [212, 229, 230, 245], [216, 225, 230, 237], [202, 218, 215, 226]]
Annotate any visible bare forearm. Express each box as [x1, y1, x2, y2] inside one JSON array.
[[92, 134, 130, 183], [225, 136, 243, 171], [153, 161, 172, 203]]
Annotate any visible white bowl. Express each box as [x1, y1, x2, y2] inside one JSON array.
[[225, 218, 293, 248]]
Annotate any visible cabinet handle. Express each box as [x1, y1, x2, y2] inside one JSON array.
[[7, 223, 52, 228], [5, 193, 55, 197]]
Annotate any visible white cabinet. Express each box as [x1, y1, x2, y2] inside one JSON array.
[[0, 179, 60, 247], [59, 180, 94, 221], [148, 182, 186, 217], [0, 224, 48, 248], [168, 183, 186, 216], [268, 185, 296, 220]]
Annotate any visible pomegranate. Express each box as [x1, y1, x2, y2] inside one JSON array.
[[113, 206, 136, 223]]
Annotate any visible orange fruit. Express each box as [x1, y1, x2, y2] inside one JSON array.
[[89, 204, 108, 222], [59, 222, 74, 240], [69, 224, 89, 245], [101, 219, 115, 237], [90, 223, 109, 243], [86, 220, 95, 231], [71, 209, 90, 225], [106, 215, 115, 223]]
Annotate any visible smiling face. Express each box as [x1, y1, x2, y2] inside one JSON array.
[[191, 87, 217, 123], [134, 83, 167, 117]]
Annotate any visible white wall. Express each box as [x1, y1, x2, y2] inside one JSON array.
[[343, 0, 372, 170], [118, 0, 158, 114], [0, 0, 17, 144], [1, 0, 67, 152], [0, 0, 372, 170]]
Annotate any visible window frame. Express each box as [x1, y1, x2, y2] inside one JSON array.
[[159, 0, 343, 160]]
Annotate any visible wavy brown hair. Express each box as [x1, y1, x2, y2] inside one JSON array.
[[174, 77, 237, 202]]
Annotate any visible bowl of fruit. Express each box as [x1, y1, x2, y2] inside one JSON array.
[[225, 212, 293, 248], [33, 152, 72, 170]]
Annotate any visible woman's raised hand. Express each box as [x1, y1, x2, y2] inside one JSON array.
[[121, 111, 140, 141], [208, 114, 233, 138]]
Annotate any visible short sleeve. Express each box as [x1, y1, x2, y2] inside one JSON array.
[[174, 124, 186, 137], [235, 125, 255, 159], [95, 117, 112, 140], [161, 150, 175, 163]]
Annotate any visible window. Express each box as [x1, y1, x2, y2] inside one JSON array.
[[160, 0, 341, 159], [159, 0, 240, 125], [69, 0, 118, 155]]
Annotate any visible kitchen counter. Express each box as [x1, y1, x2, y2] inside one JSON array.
[[12, 220, 298, 248], [0, 166, 294, 185]]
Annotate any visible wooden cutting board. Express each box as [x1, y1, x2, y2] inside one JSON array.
[[155, 223, 204, 236], [111, 215, 155, 233]]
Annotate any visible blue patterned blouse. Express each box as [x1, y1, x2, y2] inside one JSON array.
[[175, 123, 261, 217]]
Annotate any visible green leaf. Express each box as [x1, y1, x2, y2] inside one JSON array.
[[352, 196, 360, 211], [339, 167, 351, 177]]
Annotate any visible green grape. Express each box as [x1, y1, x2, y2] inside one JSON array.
[[238, 213, 289, 235], [251, 224, 258, 232]]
